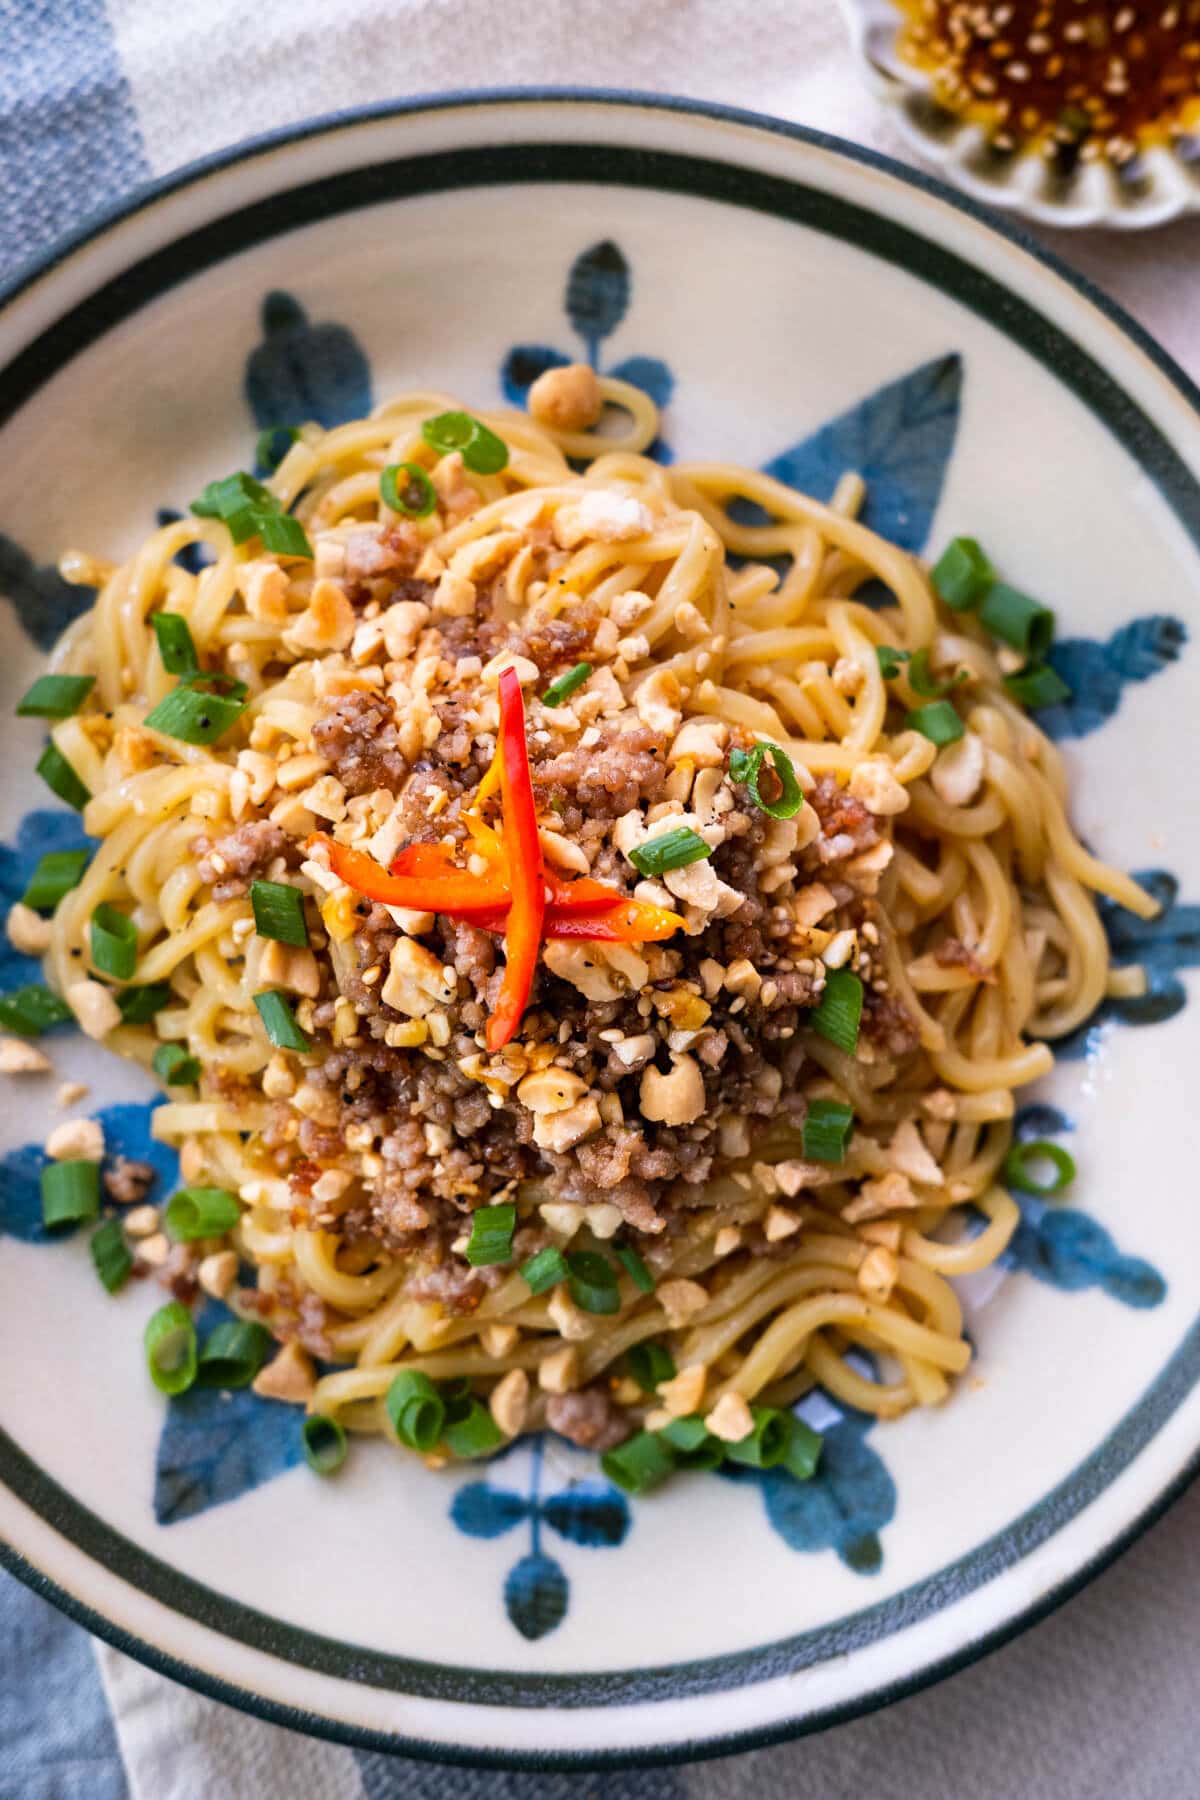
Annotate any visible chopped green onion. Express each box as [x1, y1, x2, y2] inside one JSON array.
[[979, 582, 1055, 659], [258, 511, 313, 559], [627, 1341, 676, 1393], [728, 741, 805, 821], [90, 1216, 132, 1293], [542, 662, 593, 708], [151, 612, 199, 676], [385, 1370, 445, 1451], [153, 1042, 200, 1086], [438, 1376, 474, 1426], [255, 425, 301, 473], [931, 537, 994, 610], [465, 1201, 517, 1267], [601, 1430, 676, 1495], [520, 1245, 569, 1295], [1004, 663, 1072, 708], [808, 968, 863, 1057], [41, 1158, 100, 1230], [90, 903, 138, 980], [250, 879, 308, 947], [380, 461, 438, 518], [907, 648, 967, 699], [905, 700, 965, 747], [876, 645, 910, 680], [614, 1242, 655, 1293], [192, 471, 273, 535], [0, 984, 74, 1037], [143, 675, 246, 747], [1002, 1139, 1076, 1197], [421, 411, 509, 475], [36, 742, 89, 810], [302, 1413, 348, 1475], [253, 990, 310, 1051], [22, 848, 90, 910], [722, 1405, 789, 1469], [196, 1320, 272, 1388], [420, 412, 475, 453], [16, 674, 95, 718], [657, 1415, 725, 1471], [656, 1414, 709, 1453], [628, 826, 713, 878], [802, 1098, 855, 1164], [118, 983, 172, 1024], [163, 1186, 240, 1241], [444, 1399, 505, 1458], [779, 1414, 823, 1482], [144, 1301, 198, 1396], [191, 471, 312, 557], [566, 1250, 621, 1316]]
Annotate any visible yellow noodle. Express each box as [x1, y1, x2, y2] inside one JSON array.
[[29, 387, 1154, 1479]]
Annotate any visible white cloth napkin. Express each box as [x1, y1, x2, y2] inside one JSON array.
[[2, 3, 1198, 1795], [97, 0, 1200, 378]]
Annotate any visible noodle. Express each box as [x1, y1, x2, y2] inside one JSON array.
[[30, 367, 1155, 1480]]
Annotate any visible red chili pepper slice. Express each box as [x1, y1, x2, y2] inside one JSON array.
[[390, 844, 624, 918], [315, 837, 510, 917], [486, 667, 546, 1051]]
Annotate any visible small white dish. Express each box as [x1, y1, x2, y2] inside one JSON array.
[[838, 0, 1200, 229], [0, 91, 1199, 1767]]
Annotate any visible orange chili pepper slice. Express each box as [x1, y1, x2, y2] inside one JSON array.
[[313, 836, 510, 917]]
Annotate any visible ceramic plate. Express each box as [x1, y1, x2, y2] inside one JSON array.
[[838, 0, 1200, 230], [1, 93, 1199, 1769]]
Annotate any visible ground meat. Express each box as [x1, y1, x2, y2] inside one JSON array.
[[294, 1292, 333, 1360], [532, 725, 669, 825], [312, 690, 410, 795], [545, 1158, 662, 1233], [102, 1157, 156, 1205], [546, 1385, 632, 1452], [243, 578, 923, 1343], [862, 988, 920, 1056], [344, 523, 421, 583], [155, 1243, 198, 1306], [808, 775, 880, 866], [574, 1126, 637, 1190], [373, 1187, 431, 1236], [194, 821, 291, 900], [509, 608, 597, 677], [406, 1259, 494, 1314], [934, 937, 994, 979], [439, 918, 496, 1017]]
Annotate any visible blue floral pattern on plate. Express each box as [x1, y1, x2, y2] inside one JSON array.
[[452, 1438, 630, 1640], [1041, 617, 1188, 741], [724, 1357, 897, 1575], [0, 808, 92, 996], [245, 291, 374, 432], [0, 536, 96, 652], [501, 241, 674, 463], [1057, 870, 1200, 1058], [0, 247, 1189, 1631], [1002, 1105, 1166, 1308], [154, 1297, 307, 1525], [761, 352, 962, 554], [0, 1101, 176, 1245]]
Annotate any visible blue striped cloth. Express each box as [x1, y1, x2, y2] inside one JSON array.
[[2, 2, 1198, 1794]]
